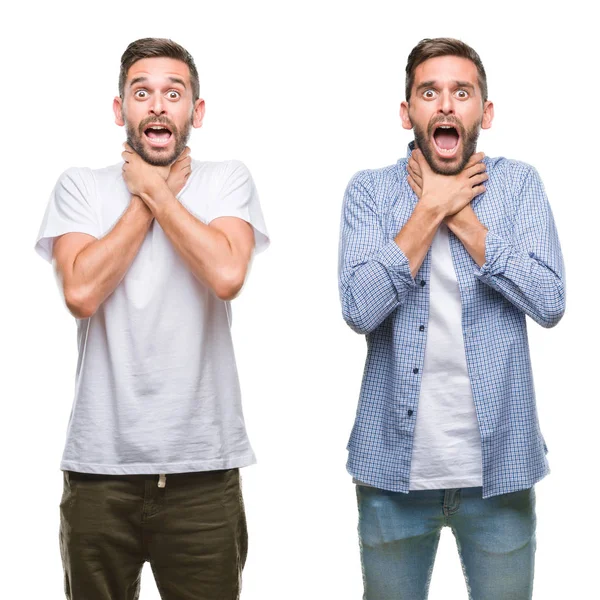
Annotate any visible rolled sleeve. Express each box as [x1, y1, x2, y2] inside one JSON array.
[[474, 167, 565, 328], [339, 172, 415, 334]]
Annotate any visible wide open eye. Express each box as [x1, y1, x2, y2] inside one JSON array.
[[134, 90, 148, 99], [167, 91, 181, 100], [423, 89, 437, 99], [455, 89, 469, 99]]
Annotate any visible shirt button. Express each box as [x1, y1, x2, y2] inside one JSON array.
[[413, 368, 419, 374], [407, 409, 414, 416], [419, 325, 425, 332], [420, 280, 426, 287]]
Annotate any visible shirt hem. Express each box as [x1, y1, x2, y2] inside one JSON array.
[[60, 453, 257, 475], [409, 475, 483, 490], [347, 460, 549, 498]]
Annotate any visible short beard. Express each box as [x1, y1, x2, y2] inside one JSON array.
[[413, 116, 481, 175], [124, 113, 192, 167]]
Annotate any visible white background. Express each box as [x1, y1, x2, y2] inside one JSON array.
[[2, 1, 597, 598]]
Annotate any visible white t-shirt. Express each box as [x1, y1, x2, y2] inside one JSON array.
[[35, 160, 269, 475], [408, 223, 483, 490]]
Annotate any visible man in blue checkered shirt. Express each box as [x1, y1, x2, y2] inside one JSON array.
[[338, 38, 565, 600]]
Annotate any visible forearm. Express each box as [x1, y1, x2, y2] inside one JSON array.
[[141, 182, 248, 300], [395, 198, 445, 277], [340, 202, 442, 334], [340, 239, 417, 333], [446, 214, 488, 267], [62, 197, 153, 317]]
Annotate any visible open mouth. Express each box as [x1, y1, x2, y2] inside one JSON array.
[[143, 124, 173, 147], [432, 124, 460, 158]]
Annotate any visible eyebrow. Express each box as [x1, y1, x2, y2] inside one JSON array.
[[416, 80, 476, 92], [129, 76, 187, 89]]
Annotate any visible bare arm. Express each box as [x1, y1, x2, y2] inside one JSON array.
[[445, 206, 487, 266], [52, 151, 192, 319], [394, 202, 446, 278], [122, 146, 254, 300], [146, 187, 254, 300], [53, 196, 153, 319]]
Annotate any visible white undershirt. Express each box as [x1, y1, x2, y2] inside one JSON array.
[[408, 223, 483, 490]]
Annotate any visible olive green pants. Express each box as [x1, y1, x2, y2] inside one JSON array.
[[59, 469, 247, 599]]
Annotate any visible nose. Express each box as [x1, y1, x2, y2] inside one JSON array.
[[149, 93, 166, 116], [438, 90, 455, 115]]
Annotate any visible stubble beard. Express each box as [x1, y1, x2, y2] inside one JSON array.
[[124, 113, 192, 167], [413, 116, 481, 176]]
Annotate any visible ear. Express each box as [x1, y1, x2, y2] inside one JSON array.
[[400, 101, 413, 130], [481, 100, 494, 130], [192, 98, 206, 129], [113, 96, 125, 127]]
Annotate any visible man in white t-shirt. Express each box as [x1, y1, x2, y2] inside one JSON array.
[[35, 38, 268, 600], [339, 38, 564, 599]]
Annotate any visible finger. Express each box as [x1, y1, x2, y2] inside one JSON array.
[[466, 161, 487, 178], [412, 148, 432, 173], [407, 175, 421, 197], [472, 184, 486, 198], [411, 168, 423, 185], [177, 148, 192, 162], [465, 151, 485, 169], [470, 173, 489, 187], [408, 156, 422, 174], [412, 148, 424, 164]]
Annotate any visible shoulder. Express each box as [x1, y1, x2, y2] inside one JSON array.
[[190, 159, 252, 182], [60, 163, 125, 188], [486, 157, 541, 191], [346, 162, 400, 196], [53, 166, 98, 201]]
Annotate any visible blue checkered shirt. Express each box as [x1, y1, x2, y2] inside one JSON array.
[[339, 143, 565, 498]]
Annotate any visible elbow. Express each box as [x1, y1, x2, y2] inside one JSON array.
[[536, 287, 566, 329], [537, 304, 565, 329], [64, 285, 98, 319], [213, 267, 247, 301], [345, 320, 372, 335], [342, 305, 375, 335]]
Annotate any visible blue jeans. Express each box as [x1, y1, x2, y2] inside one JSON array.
[[357, 485, 536, 600]]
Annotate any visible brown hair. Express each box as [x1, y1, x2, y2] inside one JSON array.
[[119, 38, 200, 101], [405, 38, 487, 102]]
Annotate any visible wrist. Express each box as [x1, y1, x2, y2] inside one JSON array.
[[416, 194, 446, 224], [446, 213, 487, 236], [140, 178, 176, 216], [129, 195, 154, 223]]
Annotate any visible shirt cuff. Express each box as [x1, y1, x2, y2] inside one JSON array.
[[474, 231, 511, 279], [374, 240, 417, 295]]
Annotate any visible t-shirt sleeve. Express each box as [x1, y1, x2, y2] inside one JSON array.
[[34, 167, 101, 263], [206, 160, 269, 254]]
